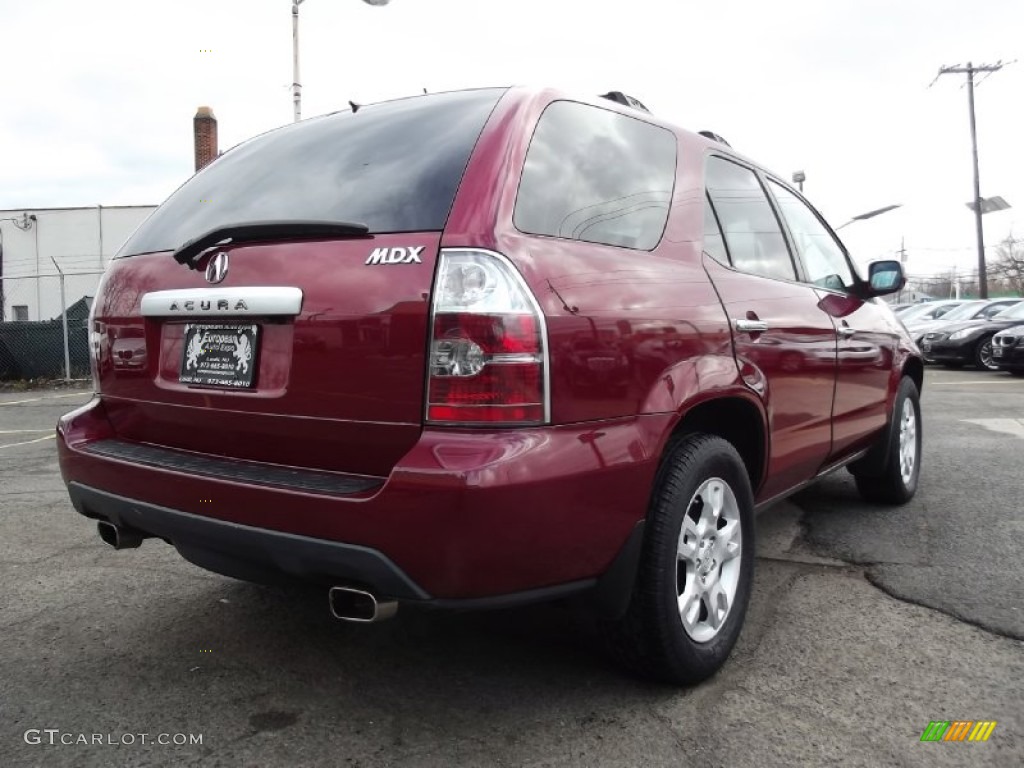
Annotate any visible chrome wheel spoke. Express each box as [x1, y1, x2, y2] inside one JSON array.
[[705, 581, 729, 630], [717, 519, 741, 561], [678, 516, 700, 562], [702, 480, 724, 532], [678, 590, 702, 634]]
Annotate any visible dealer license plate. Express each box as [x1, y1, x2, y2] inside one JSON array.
[[179, 324, 259, 388]]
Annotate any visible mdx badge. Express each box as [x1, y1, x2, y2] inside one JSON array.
[[365, 246, 424, 265], [205, 251, 230, 284]]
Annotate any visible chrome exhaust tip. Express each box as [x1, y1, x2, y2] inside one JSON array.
[[328, 586, 398, 623], [97, 520, 145, 550]]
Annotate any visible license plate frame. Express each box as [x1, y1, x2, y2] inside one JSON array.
[[179, 323, 260, 389], [993, 346, 1004, 357]]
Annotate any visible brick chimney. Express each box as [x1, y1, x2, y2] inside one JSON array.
[[193, 106, 218, 171]]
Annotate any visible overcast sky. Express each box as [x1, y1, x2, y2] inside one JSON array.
[[1, 0, 1021, 279]]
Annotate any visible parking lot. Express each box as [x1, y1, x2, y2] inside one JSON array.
[[1, 368, 1021, 767]]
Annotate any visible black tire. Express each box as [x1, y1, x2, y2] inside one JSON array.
[[602, 434, 754, 685], [852, 377, 922, 504], [973, 336, 999, 371]]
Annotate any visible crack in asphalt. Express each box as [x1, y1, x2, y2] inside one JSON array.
[[863, 569, 1024, 643], [788, 504, 1024, 644]]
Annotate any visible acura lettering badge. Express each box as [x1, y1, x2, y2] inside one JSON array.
[[205, 251, 230, 284]]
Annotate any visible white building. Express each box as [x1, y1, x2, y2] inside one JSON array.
[[0, 205, 156, 322], [0, 108, 222, 324]]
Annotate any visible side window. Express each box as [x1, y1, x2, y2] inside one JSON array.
[[705, 156, 796, 282], [983, 302, 1015, 318], [514, 101, 677, 250], [768, 180, 856, 291], [703, 194, 729, 264]]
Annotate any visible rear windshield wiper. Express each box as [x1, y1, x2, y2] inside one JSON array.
[[172, 220, 370, 269]]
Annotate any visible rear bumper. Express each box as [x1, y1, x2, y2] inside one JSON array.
[[58, 397, 667, 601], [69, 482, 429, 598]]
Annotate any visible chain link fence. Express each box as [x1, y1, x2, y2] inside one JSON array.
[[0, 272, 103, 381]]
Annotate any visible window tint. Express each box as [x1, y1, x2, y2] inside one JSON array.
[[768, 180, 855, 291], [705, 157, 795, 281], [703, 195, 729, 264], [514, 101, 676, 250], [983, 301, 1021, 318], [940, 301, 986, 321], [119, 89, 505, 257], [991, 302, 1024, 319]]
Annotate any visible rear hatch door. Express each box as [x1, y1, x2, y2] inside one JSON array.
[[92, 88, 506, 478]]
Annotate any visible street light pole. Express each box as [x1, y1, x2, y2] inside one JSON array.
[[291, 0, 392, 123], [292, 0, 305, 123]]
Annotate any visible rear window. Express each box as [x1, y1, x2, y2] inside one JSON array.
[[513, 101, 676, 250], [119, 88, 506, 257]]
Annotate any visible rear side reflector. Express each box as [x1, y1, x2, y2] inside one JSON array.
[[427, 249, 548, 425]]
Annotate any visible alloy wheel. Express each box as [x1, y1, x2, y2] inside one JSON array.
[[675, 477, 742, 643], [898, 397, 917, 485], [978, 340, 998, 371]]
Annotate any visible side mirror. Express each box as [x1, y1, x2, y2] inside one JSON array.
[[866, 260, 904, 297]]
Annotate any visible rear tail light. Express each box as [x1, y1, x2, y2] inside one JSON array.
[[87, 297, 103, 392], [427, 249, 548, 425]]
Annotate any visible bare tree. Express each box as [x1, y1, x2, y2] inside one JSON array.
[[988, 236, 1024, 295]]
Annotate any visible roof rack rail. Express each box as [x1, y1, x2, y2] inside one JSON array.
[[698, 130, 732, 147], [599, 91, 651, 114]]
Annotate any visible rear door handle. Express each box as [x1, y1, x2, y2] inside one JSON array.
[[838, 323, 856, 338], [734, 319, 769, 333]]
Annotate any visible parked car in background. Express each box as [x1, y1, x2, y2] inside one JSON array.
[[904, 298, 1023, 349], [922, 301, 1024, 370], [887, 303, 915, 315], [992, 324, 1024, 376], [56, 86, 924, 686], [897, 299, 968, 328]]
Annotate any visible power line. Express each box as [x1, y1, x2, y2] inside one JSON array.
[[932, 60, 1011, 298]]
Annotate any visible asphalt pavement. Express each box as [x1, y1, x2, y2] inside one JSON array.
[[1, 371, 1021, 767]]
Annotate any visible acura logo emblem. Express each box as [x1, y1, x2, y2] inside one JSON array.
[[205, 251, 229, 284]]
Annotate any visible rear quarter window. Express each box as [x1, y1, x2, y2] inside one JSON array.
[[513, 101, 677, 251], [118, 89, 506, 257]]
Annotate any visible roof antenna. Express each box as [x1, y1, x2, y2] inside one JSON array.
[[349, 100, 361, 113]]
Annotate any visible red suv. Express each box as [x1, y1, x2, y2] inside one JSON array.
[[58, 87, 923, 684]]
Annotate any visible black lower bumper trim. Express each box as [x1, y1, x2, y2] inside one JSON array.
[[68, 483, 428, 600], [80, 439, 382, 497]]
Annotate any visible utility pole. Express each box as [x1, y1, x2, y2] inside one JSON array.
[[934, 61, 1005, 298]]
